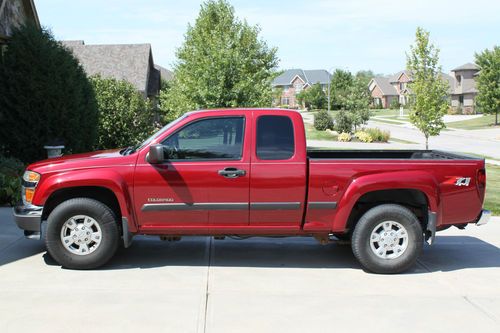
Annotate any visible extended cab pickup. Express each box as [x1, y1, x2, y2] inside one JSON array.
[[13, 109, 490, 273]]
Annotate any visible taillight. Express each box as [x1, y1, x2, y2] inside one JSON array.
[[477, 169, 486, 189]]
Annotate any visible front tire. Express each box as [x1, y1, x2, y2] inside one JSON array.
[[45, 198, 119, 269], [351, 204, 423, 274]]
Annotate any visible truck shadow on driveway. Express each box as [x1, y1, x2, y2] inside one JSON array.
[[40, 235, 500, 274]]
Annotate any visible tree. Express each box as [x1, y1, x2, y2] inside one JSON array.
[[475, 46, 500, 125], [0, 24, 97, 163], [90, 76, 156, 149], [297, 83, 327, 110], [160, 0, 279, 122], [329, 69, 353, 110], [340, 78, 371, 131], [355, 70, 376, 87], [406, 27, 449, 149]]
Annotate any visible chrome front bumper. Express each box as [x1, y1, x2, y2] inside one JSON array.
[[476, 209, 491, 226], [13, 204, 43, 238]]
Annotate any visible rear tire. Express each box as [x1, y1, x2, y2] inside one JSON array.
[[45, 198, 119, 269], [351, 204, 423, 274]]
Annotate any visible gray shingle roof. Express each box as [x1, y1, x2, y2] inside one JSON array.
[[452, 62, 479, 72], [272, 69, 331, 86], [62, 40, 157, 96], [371, 77, 398, 95], [155, 64, 174, 82]]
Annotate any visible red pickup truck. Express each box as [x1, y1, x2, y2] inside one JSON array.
[[13, 109, 490, 273]]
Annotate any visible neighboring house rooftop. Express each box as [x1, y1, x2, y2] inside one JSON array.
[[370, 77, 398, 95], [452, 62, 480, 71], [62, 40, 160, 97], [273, 69, 331, 86], [155, 64, 174, 82]]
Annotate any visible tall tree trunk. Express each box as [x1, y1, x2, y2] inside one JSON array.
[[425, 135, 429, 150]]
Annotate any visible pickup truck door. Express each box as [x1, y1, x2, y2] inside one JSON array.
[[249, 113, 307, 227], [134, 115, 250, 231]]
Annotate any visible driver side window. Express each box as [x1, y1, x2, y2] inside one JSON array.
[[161, 117, 245, 160]]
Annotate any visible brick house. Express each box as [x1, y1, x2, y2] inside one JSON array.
[[272, 69, 331, 108], [0, 0, 40, 52], [368, 63, 479, 113]]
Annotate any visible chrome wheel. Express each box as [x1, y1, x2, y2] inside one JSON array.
[[369, 220, 408, 259], [60, 215, 102, 255]]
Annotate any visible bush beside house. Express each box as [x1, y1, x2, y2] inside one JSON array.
[[0, 24, 98, 163], [90, 76, 157, 149]]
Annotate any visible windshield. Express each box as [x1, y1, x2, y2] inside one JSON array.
[[133, 114, 189, 152]]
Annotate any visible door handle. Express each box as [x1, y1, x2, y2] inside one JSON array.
[[218, 167, 246, 178]]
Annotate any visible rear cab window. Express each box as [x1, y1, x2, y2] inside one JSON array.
[[256, 115, 295, 160]]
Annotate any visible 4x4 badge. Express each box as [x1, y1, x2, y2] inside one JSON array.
[[455, 177, 471, 186]]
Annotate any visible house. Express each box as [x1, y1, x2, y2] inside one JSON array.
[[62, 40, 172, 101], [368, 62, 480, 113], [0, 0, 40, 50], [272, 69, 331, 108], [449, 62, 480, 114]]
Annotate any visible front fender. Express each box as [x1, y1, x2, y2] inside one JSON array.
[[33, 169, 136, 231], [332, 170, 441, 231]]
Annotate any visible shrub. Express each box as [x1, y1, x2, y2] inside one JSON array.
[[365, 127, 390, 142], [337, 132, 352, 142], [0, 156, 25, 206], [0, 24, 98, 163], [355, 131, 373, 143], [334, 110, 353, 133], [90, 76, 157, 149], [314, 110, 334, 131]]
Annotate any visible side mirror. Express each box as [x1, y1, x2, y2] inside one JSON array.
[[147, 144, 165, 164]]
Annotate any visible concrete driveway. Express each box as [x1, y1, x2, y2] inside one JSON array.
[[1, 207, 499, 332]]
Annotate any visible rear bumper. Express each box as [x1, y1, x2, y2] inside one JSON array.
[[476, 209, 491, 226], [13, 204, 43, 232]]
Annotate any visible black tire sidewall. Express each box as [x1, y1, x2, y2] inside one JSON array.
[[45, 198, 119, 269], [352, 204, 423, 274]]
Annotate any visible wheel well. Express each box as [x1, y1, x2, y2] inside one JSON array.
[[42, 186, 122, 222], [345, 189, 429, 233]]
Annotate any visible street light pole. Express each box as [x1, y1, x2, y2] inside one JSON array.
[[327, 67, 334, 112]]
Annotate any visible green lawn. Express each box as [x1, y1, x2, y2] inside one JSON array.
[[485, 164, 500, 215], [371, 108, 410, 117], [304, 124, 337, 141], [446, 114, 499, 130]]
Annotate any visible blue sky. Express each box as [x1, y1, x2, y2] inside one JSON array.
[[36, 0, 500, 75]]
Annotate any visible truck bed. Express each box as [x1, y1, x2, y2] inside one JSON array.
[[306, 149, 480, 160]]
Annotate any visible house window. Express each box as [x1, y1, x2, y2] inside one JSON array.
[[456, 75, 462, 86], [399, 82, 405, 90], [459, 95, 464, 105], [281, 97, 289, 105], [283, 85, 289, 92]]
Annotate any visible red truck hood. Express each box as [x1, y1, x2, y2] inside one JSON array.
[[27, 149, 134, 173]]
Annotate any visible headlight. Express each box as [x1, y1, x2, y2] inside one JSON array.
[[23, 171, 41, 183], [22, 171, 41, 205]]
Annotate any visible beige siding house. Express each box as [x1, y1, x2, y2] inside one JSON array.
[[369, 63, 479, 113]]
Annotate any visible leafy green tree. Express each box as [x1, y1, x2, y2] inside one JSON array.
[[90, 76, 156, 149], [160, 0, 279, 122], [329, 69, 353, 110], [334, 110, 353, 133], [355, 70, 376, 87], [0, 24, 97, 162], [406, 27, 449, 149], [297, 83, 327, 110], [340, 78, 371, 131], [475, 46, 500, 125]]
